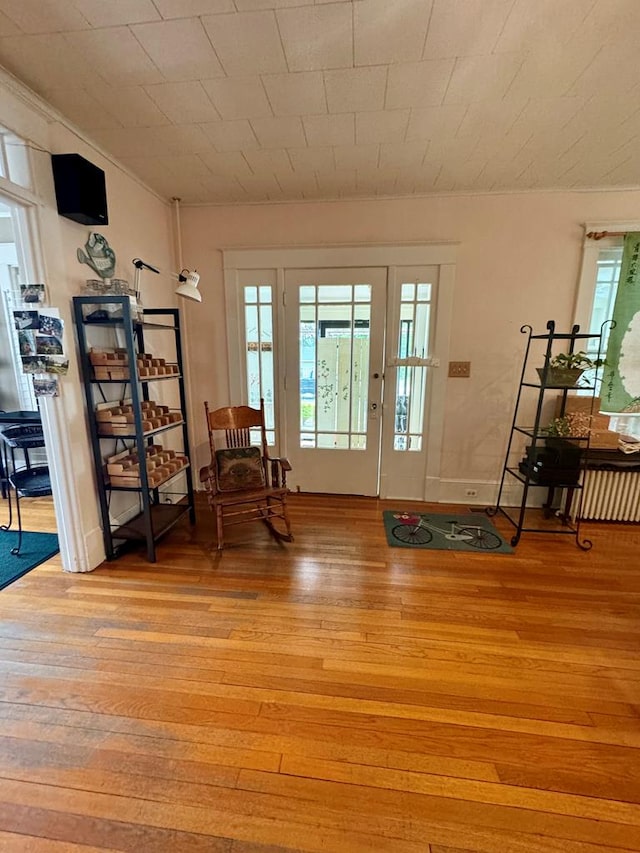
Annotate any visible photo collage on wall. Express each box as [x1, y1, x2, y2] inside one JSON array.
[[13, 284, 67, 397]]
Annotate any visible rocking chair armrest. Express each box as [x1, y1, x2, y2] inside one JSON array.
[[264, 454, 292, 489], [199, 463, 218, 490], [267, 455, 291, 472]]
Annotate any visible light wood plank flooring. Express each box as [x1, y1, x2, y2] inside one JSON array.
[[0, 493, 639, 852]]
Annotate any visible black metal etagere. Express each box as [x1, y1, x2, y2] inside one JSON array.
[[490, 320, 608, 550], [73, 295, 195, 562]]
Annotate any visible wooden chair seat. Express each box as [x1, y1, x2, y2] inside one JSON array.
[[199, 400, 293, 549]]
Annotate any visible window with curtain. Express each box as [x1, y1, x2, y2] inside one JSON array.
[[578, 231, 640, 439]]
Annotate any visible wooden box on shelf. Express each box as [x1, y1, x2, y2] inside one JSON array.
[[106, 444, 189, 488]]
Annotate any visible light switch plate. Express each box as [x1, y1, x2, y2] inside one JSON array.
[[448, 361, 471, 377]]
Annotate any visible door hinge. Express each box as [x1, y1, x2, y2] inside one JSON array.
[[282, 290, 286, 306]]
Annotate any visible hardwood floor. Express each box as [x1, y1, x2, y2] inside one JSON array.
[[0, 492, 639, 852]]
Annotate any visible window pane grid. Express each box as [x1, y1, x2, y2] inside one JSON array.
[[394, 282, 431, 452], [298, 285, 371, 450], [243, 284, 275, 440]]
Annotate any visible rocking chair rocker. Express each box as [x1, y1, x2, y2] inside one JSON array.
[[199, 399, 293, 549]]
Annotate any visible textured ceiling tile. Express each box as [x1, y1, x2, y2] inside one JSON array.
[[90, 84, 172, 127], [151, 124, 214, 153], [71, 27, 165, 86], [444, 54, 522, 104], [262, 72, 326, 116], [303, 113, 355, 146], [73, 0, 160, 27], [354, 0, 433, 65], [508, 97, 585, 138], [405, 104, 466, 140], [333, 143, 379, 171], [288, 146, 335, 171], [277, 4, 353, 71], [324, 66, 387, 113], [201, 119, 260, 151], [153, 0, 234, 16], [397, 163, 440, 192], [386, 59, 454, 109], [424, 0, 512, 59], [145, 82, 219, 124], [0, 9, 20, 35], [275, 171, 318, 194], [456, 97, 527, 138], [425, 134, 477, 162], [250, 115, 306, 148], [0, 0, 90, 33], [203, 77, 272, 120], [0, 34, 106, 92], [505, 36, 599, 100], [356, 110, 409, 144], [244, 148, 292, 173], [494, 0, 596, 53], [316, 168, 357, 194], [202, 11, 287, 76], [198, 150, 253, 178], [45, 88, 122, 130], [568, 43, 640, 97], [131, 19, 224, 81], [236, 0, 313, 9], [378, 141, 428, 169], [237, 173, 282, 195], [91, 126, 171, 157]]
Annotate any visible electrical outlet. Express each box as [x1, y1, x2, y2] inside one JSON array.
[[465, 488, 478, 497], [449, 361, 471, 378]]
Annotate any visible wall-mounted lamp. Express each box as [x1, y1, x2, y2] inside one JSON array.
[[132, 258, 203, 303]]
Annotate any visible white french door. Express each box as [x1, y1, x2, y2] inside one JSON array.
[[283, 268, 386, 495], [224, 244, 456, 502]]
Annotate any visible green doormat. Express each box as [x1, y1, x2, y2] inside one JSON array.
[[0, 531, 59, 590], [383, 511, 512, 553]]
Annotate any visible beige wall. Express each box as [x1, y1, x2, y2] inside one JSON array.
[[178, 190, 640, 494], [1, 76, 177, 569]]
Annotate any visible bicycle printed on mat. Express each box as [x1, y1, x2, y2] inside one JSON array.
[[391, 513, 502, 550]]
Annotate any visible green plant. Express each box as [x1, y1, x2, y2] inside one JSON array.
[[547, 351, 603, 370], [542, 412, 591, 437]]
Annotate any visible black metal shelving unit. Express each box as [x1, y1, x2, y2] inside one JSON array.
[[490, 320, 607, 550], [73, 295, 195, 562]]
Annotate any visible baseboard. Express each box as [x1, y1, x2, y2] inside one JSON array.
[[437, 479, 545, 508], [64, 524, 105, 573]]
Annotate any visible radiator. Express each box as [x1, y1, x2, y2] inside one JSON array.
[[571, 469, 640, 521]]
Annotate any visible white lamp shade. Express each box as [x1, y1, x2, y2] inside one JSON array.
[[172, 269, 202, 302], [175, 280, 202, 302]]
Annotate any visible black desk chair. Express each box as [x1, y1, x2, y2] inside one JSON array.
[[0, 425, 51, 555]]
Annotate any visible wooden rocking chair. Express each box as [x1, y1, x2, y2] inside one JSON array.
[[199, 399, 293, 549]]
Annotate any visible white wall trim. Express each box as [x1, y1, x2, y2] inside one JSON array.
[[223, 243, 458, 270]]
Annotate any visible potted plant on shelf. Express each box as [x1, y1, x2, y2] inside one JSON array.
[[536, 351, 603, 386]]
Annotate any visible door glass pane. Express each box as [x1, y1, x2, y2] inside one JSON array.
[[300, 285, 315, 302], [243, 284, 275, 444], [298, 284, 372, 450], [394, 281, 432, 452]]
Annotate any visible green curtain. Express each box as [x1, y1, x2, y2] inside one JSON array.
[[602, 232, 640, 413]]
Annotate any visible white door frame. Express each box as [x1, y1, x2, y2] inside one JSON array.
[[0, 188, 90, 571], [223, 243, 457, 501]]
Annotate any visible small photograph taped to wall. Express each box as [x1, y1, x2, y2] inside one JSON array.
[[21, 283, 46, 304], [33, 377, 59, 397], [21, 355, 69, 375], [21, 356, 49, 374], [42, 356, 69, 375], [18, 329, 36, 356], [13, 310, 39, 330], [38, 313, 63, 338], [35, 334, 63, 356]]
